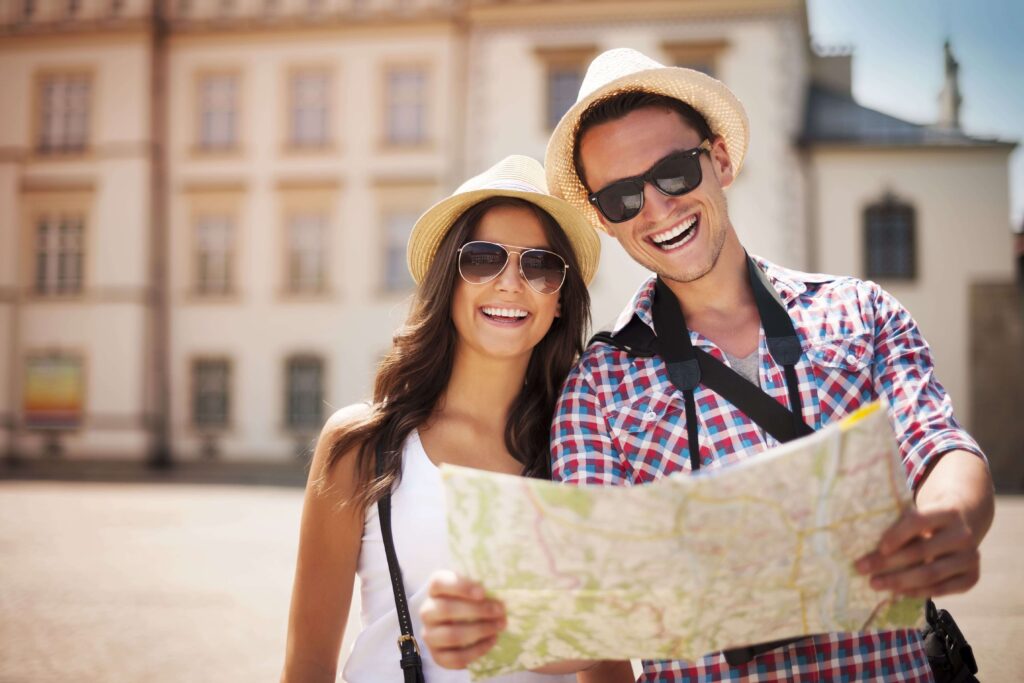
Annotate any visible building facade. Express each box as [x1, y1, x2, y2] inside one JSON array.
[[1, 0, 1017, 471]]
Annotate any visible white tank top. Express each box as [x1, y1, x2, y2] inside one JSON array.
[[342, 430, 574, 683]]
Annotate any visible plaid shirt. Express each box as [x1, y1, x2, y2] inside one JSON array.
[[551, 256, 984, 682]]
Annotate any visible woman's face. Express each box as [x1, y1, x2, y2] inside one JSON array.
[[450, 204, 562, 364]]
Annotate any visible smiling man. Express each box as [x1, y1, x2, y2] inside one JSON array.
[[543, 48, 994, 681]]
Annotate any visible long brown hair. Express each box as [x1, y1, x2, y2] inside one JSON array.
[[319, 196, 591, 511]]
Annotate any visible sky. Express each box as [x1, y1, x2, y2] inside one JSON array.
[[806, 0, 1024, 232]]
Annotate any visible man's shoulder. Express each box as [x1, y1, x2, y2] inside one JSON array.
[[755, 255, 885, 303]]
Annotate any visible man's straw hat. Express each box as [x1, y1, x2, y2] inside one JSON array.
[[407, 155, 600, 285], [545, 47, 750, 232]]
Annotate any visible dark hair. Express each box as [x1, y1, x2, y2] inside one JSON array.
[[572, 90, 716, 190], [319, 196, 591, 511]]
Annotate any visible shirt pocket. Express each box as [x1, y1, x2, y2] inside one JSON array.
[[808, 334, 874, 419], [606, 389, 689, 477]]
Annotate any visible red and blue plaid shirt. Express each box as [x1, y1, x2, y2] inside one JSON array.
[[550, 256, 984, 682]]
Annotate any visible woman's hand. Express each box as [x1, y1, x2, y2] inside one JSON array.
[[420, 570, 507, 669]]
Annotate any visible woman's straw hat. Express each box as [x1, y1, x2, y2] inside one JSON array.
[[544, 47, 750, 232], [407, 155, 601, 285]]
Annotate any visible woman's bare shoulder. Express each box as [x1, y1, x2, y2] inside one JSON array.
[[322, 402, 373, 434]]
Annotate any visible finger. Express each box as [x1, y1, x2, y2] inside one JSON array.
[[901, 567, 981, 599], [865, 522, 974, 575], [870, 548, 979, 595], [876, 508, 955, 556], [432, 635, 499, 670], [421, 595, 505, 626], [427, 569, 486, 601], [422, 618, 506, 651]]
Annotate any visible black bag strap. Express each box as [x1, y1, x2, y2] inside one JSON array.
[[588, 256, 813, 459], [375, 442, 426, 683]]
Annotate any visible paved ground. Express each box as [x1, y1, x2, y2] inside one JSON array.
[[0, 482, 1021, 682]]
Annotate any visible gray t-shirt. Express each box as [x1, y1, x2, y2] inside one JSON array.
[[723, 349, 760, 387]]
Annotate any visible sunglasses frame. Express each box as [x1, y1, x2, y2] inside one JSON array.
[[587, 139, 713, 224], [456, 240, 569, 295]]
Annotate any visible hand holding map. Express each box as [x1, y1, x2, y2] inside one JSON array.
[[441, 401, 925, 678]]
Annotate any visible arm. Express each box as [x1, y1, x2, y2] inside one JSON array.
[[281, 405, 368, 683], [854, 287, 994, 597]]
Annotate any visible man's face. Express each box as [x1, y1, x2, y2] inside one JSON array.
[[578, 105, 735, 285]]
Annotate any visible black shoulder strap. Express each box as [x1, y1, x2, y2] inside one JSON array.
[[375, 442, 426, 683], [589, 260, 813, 447]]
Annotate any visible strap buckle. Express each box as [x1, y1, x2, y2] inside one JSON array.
[[397, 634, 420, 655]]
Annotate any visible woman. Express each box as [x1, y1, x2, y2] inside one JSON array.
[[281, 155, 609, 681]]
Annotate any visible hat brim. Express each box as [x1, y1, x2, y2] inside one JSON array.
[[407, 188, 601, 286], [544, 66, 750, 232]]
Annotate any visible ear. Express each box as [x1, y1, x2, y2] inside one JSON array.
[[554, 297, 562, 318], [710, 137, 735, 189]]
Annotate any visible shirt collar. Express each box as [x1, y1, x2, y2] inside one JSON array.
[[611, 254, 832, 334]]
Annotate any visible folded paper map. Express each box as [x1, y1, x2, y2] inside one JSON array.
[[441, 401, 924, 678]]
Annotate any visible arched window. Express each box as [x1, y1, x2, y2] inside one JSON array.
[[864, 193, 916, 280]]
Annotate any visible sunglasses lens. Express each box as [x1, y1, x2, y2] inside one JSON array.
[[521, 250, 567, 294], [653, 152, 702, 196], [459, 241, 508, 284], [595, 182, 644, 223]]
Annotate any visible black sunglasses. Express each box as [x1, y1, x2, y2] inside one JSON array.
[[587, 140, 712, 223], [457, 240, 568, 295]]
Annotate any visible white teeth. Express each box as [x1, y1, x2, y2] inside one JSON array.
[[482, 307, 528, 319], [650, 215, 697, 244]]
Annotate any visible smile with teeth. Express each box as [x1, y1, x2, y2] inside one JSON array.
[[649, 214, 699, 250], [481, 306, 529, 321]]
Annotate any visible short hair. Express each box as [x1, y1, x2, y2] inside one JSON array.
[[572, 90, 716, 190]]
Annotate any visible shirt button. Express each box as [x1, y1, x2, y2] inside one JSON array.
[[846, 353, 858, 365], [645, 410, 657, 420]]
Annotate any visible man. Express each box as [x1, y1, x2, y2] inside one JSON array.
[[421, 48, 993, 681], [543, 48, 993, 681]]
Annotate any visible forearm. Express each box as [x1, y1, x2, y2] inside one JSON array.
[[915, 449, 995, 541], [533, 660, 633, 679]]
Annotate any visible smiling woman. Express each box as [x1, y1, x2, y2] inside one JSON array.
[[280, 156, 609, 682]]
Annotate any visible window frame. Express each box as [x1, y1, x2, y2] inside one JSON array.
[[863, 193, 918, 281], [32, 69, 94, 157], [379, 60, 433, 150], [534, 46, 595, 133], [284, 354, 325, 433], [190, 356, 232, 431]]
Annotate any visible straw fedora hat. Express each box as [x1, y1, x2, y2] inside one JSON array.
[[544, 47, 750, 232], [407, 155, 601, 285]]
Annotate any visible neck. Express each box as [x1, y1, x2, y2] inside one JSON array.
[[662, 231, 753, 321], [435, 344, 530, 430]]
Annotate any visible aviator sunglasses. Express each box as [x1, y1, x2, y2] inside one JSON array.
[[588, 139, 712, 223], [457, 240, 569, 295]]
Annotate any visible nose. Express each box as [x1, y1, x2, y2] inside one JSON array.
[[639, 181, 675, 224], [494, 251, 525, 292]]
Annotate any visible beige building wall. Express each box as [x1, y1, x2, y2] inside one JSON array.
[[0, 29, 153, 458], [809, 146, 1015, 427], [166, 25, 459, 460]]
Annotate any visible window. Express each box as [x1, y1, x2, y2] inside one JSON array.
[[198, 74, 239, 151], [37, 74, 91, 154], [382, 211, 417, 292], [195, 214, 233, 295], [384, 66, 427, 146], [289, 69, 330, 148], [286, 212, 327, 294], [34, 214, 84, 296], [546, 65, 584, 130], [864, 194, 916, 280], [192, 359, 230, 429], [285, 356, 324, 431], [536, 47, 594, 131], [662, 41, 727, 78]]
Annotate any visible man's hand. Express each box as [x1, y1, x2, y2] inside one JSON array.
[[855, 450, 994, 598], [420, 570, 506, 669]]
